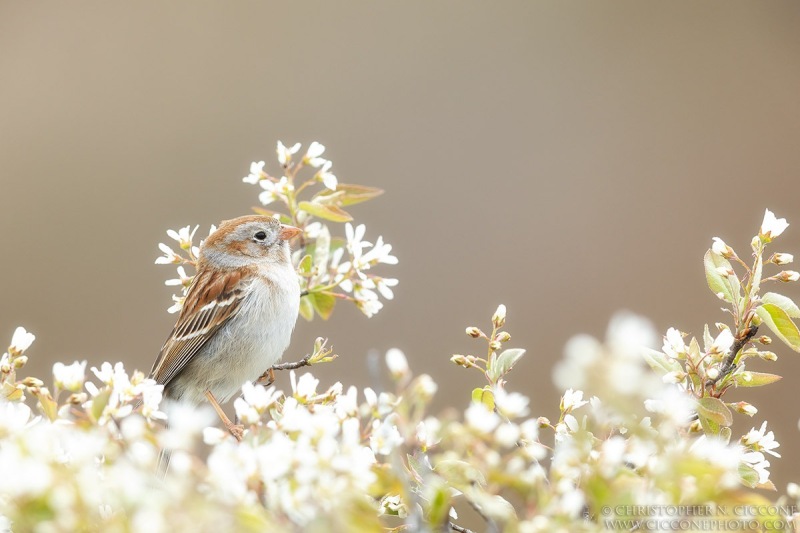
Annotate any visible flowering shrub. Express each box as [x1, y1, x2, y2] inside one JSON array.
[[2, 144, 800, 532]]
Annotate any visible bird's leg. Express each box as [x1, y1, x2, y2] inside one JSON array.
[[205, 390, 243, 442]]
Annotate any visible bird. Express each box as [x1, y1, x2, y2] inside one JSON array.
[[149, 215, 301, 443]]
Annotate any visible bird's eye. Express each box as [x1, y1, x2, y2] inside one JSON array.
[[254, 231, 268, 241]]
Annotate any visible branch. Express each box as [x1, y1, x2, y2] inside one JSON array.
[[708, 325, 758, 387], [450, 523, 475, 533], [272, 354, 312, 371]]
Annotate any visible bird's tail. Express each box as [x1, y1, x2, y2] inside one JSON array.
[[156, 446, 171, 478]]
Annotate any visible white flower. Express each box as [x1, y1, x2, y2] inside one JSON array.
[[139, 380, 166, 421], [742, 421, 781, 457], [359, 236, 398, 266], [52, 361, 87, 392], [416, 418, 440, 450], [370, 417, 403, 455], [241, 381, 281, 411], [164, 265, 192, 287], [376, 277, 398, 300], [494, 388, 530, 418], [0, 401, 34, 431], [166, 225, 198, 250], [304, 141, 327, 168], [711, 237, 732, 257], [277, 141, 301, 166], [761, 209, 789, 240], [243, 161, 266, 184], [561, 389, 588, 413], [315, 160, 337, 190], [495, 422, 521, 447], [154, 242, 181, 265], [291, 371, 320, 401], [466, 402, 500, 433], [711, 329, 735, 355], [662, 327, 686, 358], [345, 223, 371, 259], [9, 327, 35, 353], [203, 426, 227, 445], [742, 450, 771, 484], [259, 176, 293, 206], [356, 298, 384, 318], [167, 294, 185, 314], [385, 348, 409, 379]]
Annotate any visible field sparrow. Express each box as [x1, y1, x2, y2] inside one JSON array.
[[150, 215, 301, 437]]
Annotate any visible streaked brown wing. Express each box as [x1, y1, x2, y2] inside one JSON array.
[[150, 267, 250, 388]]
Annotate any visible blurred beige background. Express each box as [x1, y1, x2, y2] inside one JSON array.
[[2, 1, 800, 491]]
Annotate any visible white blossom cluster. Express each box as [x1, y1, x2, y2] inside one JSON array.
[[156, 141, 398, 318]]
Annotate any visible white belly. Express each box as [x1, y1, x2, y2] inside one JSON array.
[[171, 264, 300, 404]]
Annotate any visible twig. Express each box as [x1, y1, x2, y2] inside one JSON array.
[[449, 523, 474, 533], [707, 325, 759, 387], [272, 354, 312, 371]]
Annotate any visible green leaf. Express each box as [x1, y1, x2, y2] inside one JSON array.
[[321, 184, 384, 206], [733, 371, 782, 387], [761, 292, 800, 318], [434, 459, 486, 489], [1, 382, 24, 402], [642, 348, 682, 375], [755, 303, 800, 352], [488, 348, 525, 381], [33, 391, 58, 422], [738, 463, 760, 488], [298, 201, 353, 222], [310, 291, 336, 320], [424, 481, 451, 527], [297, 254, 313, 274], [703, 250, 740, 304], [90, 388, 112, 422], [298, 295, 315, 321], [696, 396, 733, 427], [471, 387, 495, 410], [719, 426, 732, 445], [697, 412, 720, 435]]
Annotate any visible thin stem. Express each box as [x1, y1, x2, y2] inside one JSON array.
[[450, 523, 475, 533], [272, 354, 312, 371]]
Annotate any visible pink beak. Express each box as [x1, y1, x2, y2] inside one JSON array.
[[279, 224, 302, 240]]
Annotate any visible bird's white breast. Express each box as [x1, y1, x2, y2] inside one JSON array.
[[178, 262, 300, 404]]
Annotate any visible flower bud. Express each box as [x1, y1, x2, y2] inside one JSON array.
[[778, 270, 800, 282], [757, 335, 772, 345], [489, 340, 501, 351], [733, 401, 757, 416], [689, 419, 703, 433], [492, 304, 507, 328], [13, 356, 28, 369], [711, 237, 735, 259], [22, 377, 44, 388], [495, 331, 511, 343], [465, 327, 482, 338], [758, 351, 778, 362], [450, 354, 468, 367], [0, 362, 11, 374], [769, 253, 794, 265], [715, 266, 735, 277], [706, 367, 719, 380], [537, 416, 551, 427]]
